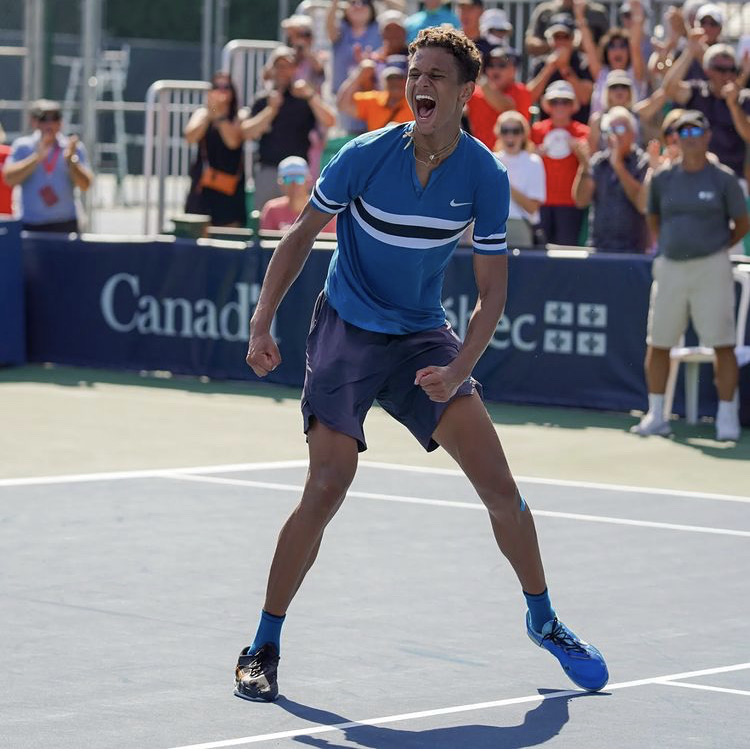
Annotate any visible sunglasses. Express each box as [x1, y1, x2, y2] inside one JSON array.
[[548, 98, 573, 106], [212, 83, 232, 91], [500, 126, 524, 135], [677, 126, 706, 138], [282, 175, 306, 185], [700, 18, 720, 27], [710, 64, 737, 74], [37, 112, 61, 122], [606, 123, 629, 135]]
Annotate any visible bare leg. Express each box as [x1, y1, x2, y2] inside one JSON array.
[[432, 393, 546, 594], [713, 345, 739, 402], [645, 345, 671, 394], [263, 420, 359, 616]]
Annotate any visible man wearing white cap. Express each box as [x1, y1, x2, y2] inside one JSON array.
[[662, 35, 750, 180], [527, 14, 594, 124], [475, 7, 513, 59], [681, 4, 726, 81], [530, 80, 590, 245], [260, 156, 336, 234]]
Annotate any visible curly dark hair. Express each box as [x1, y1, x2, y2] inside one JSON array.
[[408, 26, 482, 84]]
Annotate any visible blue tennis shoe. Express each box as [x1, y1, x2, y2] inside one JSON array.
[[526, 612, 609, 692]]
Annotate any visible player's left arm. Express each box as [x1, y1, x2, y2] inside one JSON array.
[[416, 159, 510, 403], [415, 255, 507, 403]]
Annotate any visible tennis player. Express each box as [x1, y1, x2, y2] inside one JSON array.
[[236, 27, 608, 702]]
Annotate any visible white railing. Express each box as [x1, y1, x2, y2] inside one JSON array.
[[221, 39, 279, 112], [142, 79, 212, 234]]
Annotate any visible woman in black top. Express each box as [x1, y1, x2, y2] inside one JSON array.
[[184, 72, 246, 227]]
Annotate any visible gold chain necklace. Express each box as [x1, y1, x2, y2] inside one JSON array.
[[413, 130, 461, 167]]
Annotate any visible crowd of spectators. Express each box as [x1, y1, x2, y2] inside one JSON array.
[[204, 0, 748, 254], [2, 0, 749, 254]]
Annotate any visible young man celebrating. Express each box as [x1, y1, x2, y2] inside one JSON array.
[[237, 27, 608, 702]]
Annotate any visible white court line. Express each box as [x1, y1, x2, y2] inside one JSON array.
[[358, 461, 750, 505], [162, 473, 750, 538], [2, 459, 750, 506], [656, 681, 750, 697], [0, 460, 308, 487], [173, 661, 750, 749]]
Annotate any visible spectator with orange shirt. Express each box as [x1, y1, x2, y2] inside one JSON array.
[[465, 48, 532, 149], [530, 81, 590, 245], [259, 156, 336, 234], [337, 57, 411, 133]]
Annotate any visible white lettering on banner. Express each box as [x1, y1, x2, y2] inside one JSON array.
[[443, 295, 538, 351], [442, 295, 608, 356], [100, 273, 273, 342]]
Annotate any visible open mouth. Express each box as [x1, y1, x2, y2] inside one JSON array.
[[415, 94, 436, 122]]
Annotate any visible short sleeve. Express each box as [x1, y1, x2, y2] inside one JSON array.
[[9, 138, 32, 163], [724, 172, 747, 218], [310, 137, 364, 215], [353, 92, 372, 124], [472, 157, 510, 255]]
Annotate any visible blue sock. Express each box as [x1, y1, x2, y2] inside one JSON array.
[[248, 609, 285, 654], [524, 588, 555, 633]]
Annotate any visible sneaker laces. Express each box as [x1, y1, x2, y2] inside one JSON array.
[[247, 644, 277, 674], [543, 619, 590, 658]]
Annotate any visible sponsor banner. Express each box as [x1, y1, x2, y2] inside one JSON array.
[[23, 235, 709, 414], [0, 219, 25, 365]]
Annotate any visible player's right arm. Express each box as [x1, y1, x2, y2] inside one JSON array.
[[246, 204, 334, 376]]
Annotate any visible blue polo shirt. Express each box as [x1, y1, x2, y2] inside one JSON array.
[[311, 122, 509, 334], [8, 132, 88, 225]]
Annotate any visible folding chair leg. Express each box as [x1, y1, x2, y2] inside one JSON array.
[[684, 362, 700, 424], [664, 358, 679, 419]]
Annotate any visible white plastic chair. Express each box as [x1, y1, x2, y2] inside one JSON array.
[[663, 265, 750, 424]]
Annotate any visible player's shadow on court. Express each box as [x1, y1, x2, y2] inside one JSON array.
[[277, 688, 597, 748]]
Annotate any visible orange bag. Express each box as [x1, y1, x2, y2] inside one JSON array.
[[199, 166, 240, 195]]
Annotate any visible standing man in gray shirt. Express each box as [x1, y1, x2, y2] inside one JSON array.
[[632, 110, 749, 441]]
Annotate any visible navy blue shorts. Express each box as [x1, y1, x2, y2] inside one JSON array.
[[302, 293, 482, 452]]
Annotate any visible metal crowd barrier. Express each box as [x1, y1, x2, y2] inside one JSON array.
[[221, 39, 278, 114], [142, 79, 212, 235]]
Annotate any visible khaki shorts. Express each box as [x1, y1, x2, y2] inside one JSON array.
[[646, 252, 736, 349]]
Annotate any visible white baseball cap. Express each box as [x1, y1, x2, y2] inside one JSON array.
[[696, 3, 724, 25], [480, 8, 512, 34]]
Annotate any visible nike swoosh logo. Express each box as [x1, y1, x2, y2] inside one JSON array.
[[450, 199, 471, 207]]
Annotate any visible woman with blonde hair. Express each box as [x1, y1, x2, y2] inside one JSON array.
[[494, 110, 546, 247]]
